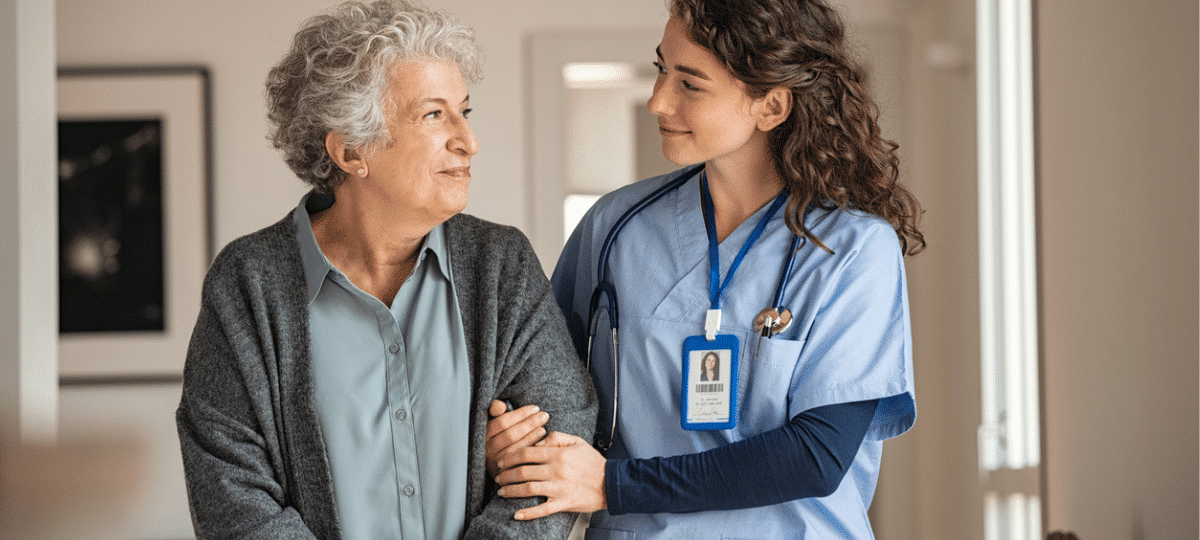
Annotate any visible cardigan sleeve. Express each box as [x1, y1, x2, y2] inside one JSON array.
[[176, 224, 338, 540], [455, 218, 599, 540], [176, 296, 323, 540]]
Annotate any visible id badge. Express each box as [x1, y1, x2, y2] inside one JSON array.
[[681, 334, 739, 431]]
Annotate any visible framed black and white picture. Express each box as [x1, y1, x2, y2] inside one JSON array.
[[57, 66, 212, 383]]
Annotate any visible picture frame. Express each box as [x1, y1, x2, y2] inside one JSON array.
[[57, 66, 213, 385]]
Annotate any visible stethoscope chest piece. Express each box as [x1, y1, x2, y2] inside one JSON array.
[[754, 307, 793, 337]]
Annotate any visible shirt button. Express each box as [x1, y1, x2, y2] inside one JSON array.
[[388, 343, 400, 354], [394, 409, 407, 420], [403, 485, 415, 497]]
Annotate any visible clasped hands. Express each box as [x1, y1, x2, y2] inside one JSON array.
[[484, 400, 607, 520]]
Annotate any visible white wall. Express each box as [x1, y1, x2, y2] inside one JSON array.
[[1037, 0, 1199, 537], [56, 0, 678, 251], [1, 0, 58, 445]]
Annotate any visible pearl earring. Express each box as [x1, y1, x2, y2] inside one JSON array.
[[357, 168, 365, 176]]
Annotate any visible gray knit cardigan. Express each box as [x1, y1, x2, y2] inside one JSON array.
[[176, 210, 598, 539]]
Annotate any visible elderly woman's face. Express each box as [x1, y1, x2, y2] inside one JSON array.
[[363, 59, 479, 224]]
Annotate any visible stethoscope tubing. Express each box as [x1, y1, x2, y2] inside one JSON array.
[[586, 165, 700, 450], [592, 164, 703, 325], [775, 234, 801, 308]]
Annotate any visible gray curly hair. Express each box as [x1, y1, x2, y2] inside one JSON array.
[[266, 0, 481, 192]]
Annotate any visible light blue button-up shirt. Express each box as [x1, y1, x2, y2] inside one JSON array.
[[294, 193, 470, 540]]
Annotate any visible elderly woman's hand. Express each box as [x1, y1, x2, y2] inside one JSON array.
[[484, 400, 549, 478], [494, 431, 607, 520]]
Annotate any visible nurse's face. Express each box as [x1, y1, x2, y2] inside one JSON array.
[[363, 59, 480, 226], [705, 355, 717, 369], [647, 16, 765, 167]]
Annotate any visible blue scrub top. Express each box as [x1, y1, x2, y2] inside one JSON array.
[[552, 167, 916, 540]]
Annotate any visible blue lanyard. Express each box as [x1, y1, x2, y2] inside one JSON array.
[[698, 171, 789, 311]]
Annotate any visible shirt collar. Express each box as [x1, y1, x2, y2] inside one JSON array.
[[293, 191, 454, 304], [422, 219, 453, 283], [294, 192, 336, 304]]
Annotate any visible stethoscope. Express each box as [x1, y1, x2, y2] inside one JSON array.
[[585, 164, 801, 451]]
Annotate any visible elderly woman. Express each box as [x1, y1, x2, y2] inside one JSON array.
[[175, 1, 596, 539]]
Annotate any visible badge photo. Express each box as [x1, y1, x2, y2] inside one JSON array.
[[681, 334, 739, 431]]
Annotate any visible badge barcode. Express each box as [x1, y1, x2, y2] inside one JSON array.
[[696, 383, 724, 393]]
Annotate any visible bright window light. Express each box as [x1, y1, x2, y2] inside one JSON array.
[[985, 492, 1042, 540], [977, 0, 1039, 476], [562, 63, 635, 89], [563, 194, 602, 244]]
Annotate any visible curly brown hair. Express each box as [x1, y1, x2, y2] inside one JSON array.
[[670, 0, 925, 255]]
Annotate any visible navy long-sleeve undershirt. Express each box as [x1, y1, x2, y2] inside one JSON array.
[[605, 398, 880, 514]]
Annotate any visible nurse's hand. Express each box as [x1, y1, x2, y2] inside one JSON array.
[[494, 431, 607, 520], [485, 400, 549, 478]]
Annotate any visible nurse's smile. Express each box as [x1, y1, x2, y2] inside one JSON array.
[[658, 125, 690, 138]]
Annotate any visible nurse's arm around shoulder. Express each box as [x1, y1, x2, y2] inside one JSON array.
[[493, 431, 608, 520]]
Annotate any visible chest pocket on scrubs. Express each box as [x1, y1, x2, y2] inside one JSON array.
[[736, 335, 805, 438]]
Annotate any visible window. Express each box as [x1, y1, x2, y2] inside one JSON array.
[[559, 61, 673, 246], [977, 0, 1041, 537], [563, 194, 601, 243]]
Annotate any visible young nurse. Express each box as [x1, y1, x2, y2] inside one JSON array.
[[487, 0, 925, 537]]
